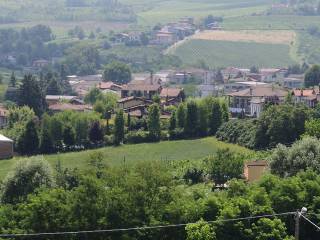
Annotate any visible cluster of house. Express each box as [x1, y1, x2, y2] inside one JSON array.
[[48, 72, 185, 119], [198, 66, 313, 118], [113, 17, 196, 46]]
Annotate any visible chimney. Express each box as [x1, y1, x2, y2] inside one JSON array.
[[250, 87, 253, 96], [150, 71, 154, 85], [300, 89, 303, 96]]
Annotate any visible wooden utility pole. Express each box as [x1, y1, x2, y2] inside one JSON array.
[[295, 210, 300, 240]]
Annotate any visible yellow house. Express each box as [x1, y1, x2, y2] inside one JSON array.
[[244, 160, 268, 183]]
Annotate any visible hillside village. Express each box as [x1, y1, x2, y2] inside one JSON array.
[[16, 66, 312, 118], [2, 1, 320, 239]]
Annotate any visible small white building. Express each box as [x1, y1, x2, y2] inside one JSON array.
[[250, 97, 265, 118]]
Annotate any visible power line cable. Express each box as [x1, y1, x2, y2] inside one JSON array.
[[0, 212, 295, 238], [301, 214, 320, 231]]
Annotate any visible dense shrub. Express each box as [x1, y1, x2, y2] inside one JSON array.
[[125, 130, 150, 144], [1, 157, 54, 204], [270, 137, 320, 177], [216, 119, 257, 149], [255, 104, 310, 149], [169, 128, 185, 140], [104, 135, 114, 146], [160, 130, 169, 141]]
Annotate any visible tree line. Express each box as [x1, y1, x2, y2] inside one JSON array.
[[1, 141, 320, 239]]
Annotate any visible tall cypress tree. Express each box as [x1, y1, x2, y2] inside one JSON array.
[[221, 101, 229, 123], [17, 120, 39, 155], [63, 125, 76, 148], [148, 104, 161, 142], [209, 100, 222, 135], [114, 110, 124, 146], [40, 114, 55, 154], [169, 110, 177, 131], [198, 104, 208, 137], [89, 121, 104, 144], [46, 77, 62, 95], [185, 100, 199, 138], [176, 103, 186, 129], [10, 72, 16, 87]]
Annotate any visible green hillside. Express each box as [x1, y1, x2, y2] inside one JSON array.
[[121, 0, 271, 26], [0, 137, 252, 179], [170, 39, 297, 68]]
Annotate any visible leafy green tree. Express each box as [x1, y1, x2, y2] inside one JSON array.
[[114, 109, 124, 145], [4, 86, 19, 102], [152, 94, 161, 104], [1, 157, 54, 204], [185, 100, 199, 138], [148, 104, 161, 141], [177, 103, 186, 129], [17, 120, 39, 155], [209, 100, 222, 135], [220, 101, 229, 122], [207, 148, 244, 186], [46, 78, 62, 95], [63, 125, 76, 148], [270, 137, 320, 177], [252, 218, 293, 240], [140, 32, 149, 45], [186, 219, 216, 240], [255, 105, 310, 149], [103, 61, 131, 84], [89, 121, 104, 144], [305, 65, 320, 87], [64, 45, 100, 76], [85, 88, 103, 104], [305, 119, 320, 138], [39, 114, 55, 154], [18, 74, 46, 116]]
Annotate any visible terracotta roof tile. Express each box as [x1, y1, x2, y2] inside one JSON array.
[[228, 86, 287, 97], [122, 84, 161, 92], [98, 82, 122, 90], [160, 88, 183, 98], [49, 103, 92, 111]]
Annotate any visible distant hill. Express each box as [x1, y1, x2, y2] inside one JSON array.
[[0, 0, 136, 23]]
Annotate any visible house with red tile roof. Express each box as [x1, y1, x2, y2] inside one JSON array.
[[292, 88, 320, 108], [98, 82, 122, 95], [227, 85, 288, 117], [160, 87, 185, 106], [122, 83, 162, 99], [48, 103, 93, 113]]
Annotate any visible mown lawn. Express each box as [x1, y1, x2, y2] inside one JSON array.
[[0, 137, 252, 179], [171, 39, 296, 68]]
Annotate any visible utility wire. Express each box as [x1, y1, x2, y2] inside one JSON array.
[[0, 212, 295, 238], [301, 214, 320, 231]]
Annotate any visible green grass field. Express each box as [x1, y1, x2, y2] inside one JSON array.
[[170, 39, 296, 68], [223, 15, 320, 30], [0, 137, 252, 179], [121, 0, 271, 26]]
